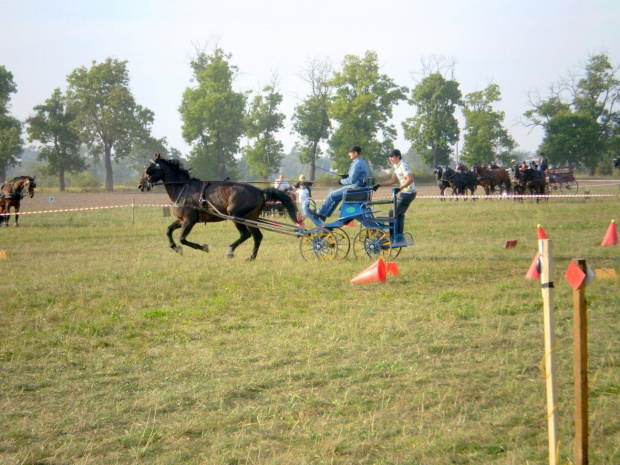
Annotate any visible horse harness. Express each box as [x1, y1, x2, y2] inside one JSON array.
[[0, 181, 27, 200]]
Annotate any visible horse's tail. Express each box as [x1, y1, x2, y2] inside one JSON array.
[[262, 187, 298, 223]]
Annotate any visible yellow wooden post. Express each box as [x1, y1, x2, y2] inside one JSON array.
[[539, 237, 560, 465]]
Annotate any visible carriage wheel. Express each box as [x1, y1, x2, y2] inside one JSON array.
[[331, 227, 351, 259], [299, 229, 339, 262], [565, 180, 579, 193], [352, 228, 392, 260]]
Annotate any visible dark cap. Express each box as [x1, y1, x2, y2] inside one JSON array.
[[348, 145, 362, 154], [388, 149, 401, 158]]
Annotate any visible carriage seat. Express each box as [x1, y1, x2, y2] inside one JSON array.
[[372, 216, 397, 223], [343, 188, 372, 202]]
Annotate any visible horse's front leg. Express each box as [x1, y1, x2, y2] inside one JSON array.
[[167, 220, 183, 253], [178, 219, 209, 253]]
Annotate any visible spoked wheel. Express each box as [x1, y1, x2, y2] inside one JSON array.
[[300, 228, 339, 262], [331, 227, 351, 259], [559, 180, 578, 194], [565, 180, 579, 193], [353, 227, 392, 260]]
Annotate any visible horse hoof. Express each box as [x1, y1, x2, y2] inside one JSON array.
[[175, 246, 183, 255], [202, 244, 209, 253]]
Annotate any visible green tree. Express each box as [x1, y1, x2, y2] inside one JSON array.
[[26, 88, 84, 191], [66, 58, 154, 191], [0, 65, 23, 181], [292, 57, 332, 181], [179, 47, 246, 179], [243, 81, 286, 178], [403, 73, 461, 168], [540, 110, 600, 170], [328, 51, 407, 171], [460, 84, 515, 166], [524, 54, 620, 173]]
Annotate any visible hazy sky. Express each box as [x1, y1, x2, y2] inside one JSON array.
[[3, 0, 619, 159]]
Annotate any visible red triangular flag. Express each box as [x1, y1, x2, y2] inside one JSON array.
[[537, 224, 549, 239], [525, 251, 541, 279], [601, 220, 618, 246], [386, 262, 400, 276]]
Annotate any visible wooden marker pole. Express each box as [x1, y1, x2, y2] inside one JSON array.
[[539, 238, 560, 465], [573, 259, 589, 465]]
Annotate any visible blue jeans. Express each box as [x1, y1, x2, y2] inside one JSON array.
[[318, 185, 356, 217]]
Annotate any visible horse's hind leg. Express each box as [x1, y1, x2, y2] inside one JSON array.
[[247, 226, 263, 261], [227, 223, 252, 259]]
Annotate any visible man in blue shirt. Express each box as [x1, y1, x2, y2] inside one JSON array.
[[309, 145, 370, 221]]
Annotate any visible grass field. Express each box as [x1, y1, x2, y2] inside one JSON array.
[[1, 188, 619, 464]]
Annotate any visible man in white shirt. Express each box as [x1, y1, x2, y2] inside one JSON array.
[[274, 174, 290, 190], [373, 149, 416, 242]]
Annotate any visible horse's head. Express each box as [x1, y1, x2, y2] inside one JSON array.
[[434, 166, 443, 181], [440, 166, 455, 181], [139, 154, 164, 191], [26, 176, 36, 198], [613, 157, 620, 170]]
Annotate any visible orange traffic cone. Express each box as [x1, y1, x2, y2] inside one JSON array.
[[525, 251, 541, 279], [386, 261, 400, 276], [351, 258, 386, 284], [537, 224, 549, 239], [601, 219, 618, 246]]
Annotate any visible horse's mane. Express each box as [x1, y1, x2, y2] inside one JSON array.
[[9, 176, 31, 183], [163, 158, 191, 177]]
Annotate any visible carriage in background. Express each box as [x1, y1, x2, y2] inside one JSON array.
[[546, 165, 578, 194]]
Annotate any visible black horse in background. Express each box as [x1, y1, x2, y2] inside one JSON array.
[[139, 154, 298, 261], [613, 157, 620, 171], [510, 166, 546, 199], [435, 166, 477, 197]]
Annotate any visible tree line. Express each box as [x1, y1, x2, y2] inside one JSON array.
[[1, 50, 618, 191]]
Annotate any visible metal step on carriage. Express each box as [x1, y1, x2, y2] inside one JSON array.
[[546, 165, 579, 194], [205, 184, 414, 262]]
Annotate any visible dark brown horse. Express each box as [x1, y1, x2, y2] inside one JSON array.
[[0, 176, 37, 227], [472, 165, 511, 195], [138, 154, 298, 261]]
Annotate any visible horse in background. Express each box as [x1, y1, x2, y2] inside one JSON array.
[[434, 166, 452, 198], [613, 157, 620, 171], [0, 176, 37, 227], [510, 166, 546, 200], [436, 166, 477, 197], [472, 165, 511, 195], [138, 154, 298, 261]]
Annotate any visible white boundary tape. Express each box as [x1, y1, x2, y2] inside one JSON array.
[[0, 193, 617, 217]]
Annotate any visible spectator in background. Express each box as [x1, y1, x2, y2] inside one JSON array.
[[294, 174, 313, 197], [274, 174, 290, 191]]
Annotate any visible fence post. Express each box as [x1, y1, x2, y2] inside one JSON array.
[[573, 258, 589, 465]]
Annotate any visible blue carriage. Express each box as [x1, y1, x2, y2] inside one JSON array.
[[300, 185, 414, 261]]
